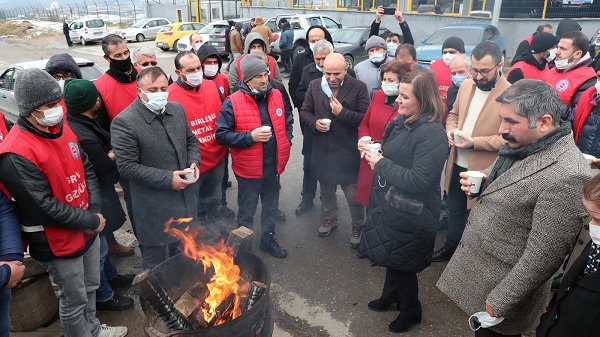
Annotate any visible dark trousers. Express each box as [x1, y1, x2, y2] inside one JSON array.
[[139, 242, 181, 271], [221, 152, 230, 207], [236, 165, 279, 242], [64, 32, 72, 46], [0, 289, 10, 337], [475, 329, 521, 337], [197, 158, 226, 217], [380, 267, 420, 312], [280, 50, 293, 74], [444, 164, 470, 252], [301, 130, 317, 203]]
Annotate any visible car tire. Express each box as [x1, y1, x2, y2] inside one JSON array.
[[80, 37, 87, 46], [173, 39, 180, 52], [135, 34, 144, 42], [344, 55, 354, 69], [293, 45, 305, 59], [159, 46, 170, 52]]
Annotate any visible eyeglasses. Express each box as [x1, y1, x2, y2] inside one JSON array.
[[53, 73, 73, 80], [469, 64, 499, 77], [140, 61, 158, 67]]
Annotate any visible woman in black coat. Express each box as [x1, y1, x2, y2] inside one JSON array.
[[358, 71, 448, 333]]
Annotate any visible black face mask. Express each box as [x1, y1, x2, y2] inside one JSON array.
[[109, 56, 133, 74], [474, 70, 499, 92]]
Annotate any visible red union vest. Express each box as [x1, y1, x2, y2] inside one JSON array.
[[235, 55, 276, 80], [228, 89, 290, 179], [168, 81, 226, 174], [545, 65, 596, 106], [430, 58, 451, 106], [212, 73, 230, 98], [94, 73, 138, 121], [573, 86, 597, 144], [508, 61, 548, 81], [0, 112, 9, 144], [0, 123, 93, 256]]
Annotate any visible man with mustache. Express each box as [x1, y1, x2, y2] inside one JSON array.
[[432, 42, 510, 263]]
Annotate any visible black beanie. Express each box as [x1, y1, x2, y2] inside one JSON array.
[[64, 79, 99, 115], [531, 32, 558, 54], [442, 37, 466, 54]]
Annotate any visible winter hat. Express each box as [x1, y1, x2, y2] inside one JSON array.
[[64, 79, 98, 115], [442, 36, 466, 54], [15, 68, 62, 117], [240, 54, 268, 83], [531, 32, 558, 54], [45, 53, 83, 79], [365, 36, 387, 52]]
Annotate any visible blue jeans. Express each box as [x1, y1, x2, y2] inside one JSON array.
[[39, 237, 101, 337], [236, 165, 279, 242], [0, 288, 10, 337], [96, 234, 118, 302]]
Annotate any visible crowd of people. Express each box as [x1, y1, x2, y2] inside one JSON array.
[[0, 8, 599, 337]]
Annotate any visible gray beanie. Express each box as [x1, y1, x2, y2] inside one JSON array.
[[365, 35, 387, 52], [240, 54, 268, 83], [15, 68, 62, 117]]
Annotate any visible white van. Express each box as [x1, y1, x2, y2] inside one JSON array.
[[69, 18, 109, 45]]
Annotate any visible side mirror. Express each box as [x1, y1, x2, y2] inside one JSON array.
[[338, 23, 342, 28], [420, 38, 426, 44]]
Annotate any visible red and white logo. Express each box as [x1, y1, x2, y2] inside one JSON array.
[[556, 79, 570, 93], [68, 141, 80, 159]]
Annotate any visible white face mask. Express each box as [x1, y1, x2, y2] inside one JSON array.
[[381, 83, 399, 96], [140, 90, 168, 112], [193, 42, 204, 51], [184, 71, 203, 87], [35, 106, 64, 127], [387, 43, 399, 55], [321, 75, 332, 98], [554, 53, 575, 71], [203, 64, 219, 77], [309, 43, 316, 52], [443, 53, 457, 66], [546, 48, 557, 63], [315, 64, 324, 73], [595, 41, 600, 47], [590, 221, 600, 245], [369, 52, 386, 63], [595, 80, 600, 95], [58, 79, 65, 92], [468, 312, 505, 331]]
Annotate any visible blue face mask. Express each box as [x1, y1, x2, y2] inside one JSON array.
[[452, 75, 467, 87]]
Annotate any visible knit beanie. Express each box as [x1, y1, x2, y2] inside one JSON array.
[[531, 32, 558, 54], [241, 54, 268, 83], [15, 68, 62, 117], [365, 36, 387, 52], [442, 36, 466, 53], [64, 79, 99, 115]]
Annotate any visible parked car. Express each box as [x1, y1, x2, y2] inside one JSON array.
[[415, 24, 505, 67], [155, 22, 205, 52], [175, 22, 221, 52], [177, 19, 251, 56], [332, 26, 393, 69], [266, 14, 342, 58], [118, 18, 172, 42], [68, 18, 109, 46], [0, 58, 104, 122]]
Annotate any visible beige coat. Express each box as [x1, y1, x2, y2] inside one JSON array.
[[437, 133, 591, 335], [229, 28, 243, 53], [445, 76, 511, 208], [251, 24, 273, 53]]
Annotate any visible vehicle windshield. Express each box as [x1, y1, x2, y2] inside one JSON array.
[[331, 29, 363, 44], [198, 24, 214, 34], [130, 20, 147, 28], [86, 19, 104, 28], [424, 28, 482, 45]]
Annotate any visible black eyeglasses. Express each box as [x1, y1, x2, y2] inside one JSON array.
[[140, 61, 158, 67], [470, 64, 500, 77], [53, 73, 73, 80]]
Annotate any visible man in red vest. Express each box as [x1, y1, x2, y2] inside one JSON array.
[[216, 54, 293, 258], [0, 68, 127, 337], [197, 44, 230, 98], [508, 32, 557, 83], [512, 23, 553, 66], [168, 51, 229, 230], [430, 36, 465, 122], [545, 31, 596, 121], [0, 113, 12, 143]]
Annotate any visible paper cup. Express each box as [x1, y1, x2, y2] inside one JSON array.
[[367, 143, 382, 155], [360, 136, 372, 145], [184, 168, 195, 181], [583, 153, 595, 166], [322, 118, 331, 131], [260, 125, 272, 131], [466, 171, 484, 194], [453, 130, 463, 145]]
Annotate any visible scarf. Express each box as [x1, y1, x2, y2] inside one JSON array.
[[481, 123, 571, 193], [106, 63, 138, 84], [584, 242, 600, 276]]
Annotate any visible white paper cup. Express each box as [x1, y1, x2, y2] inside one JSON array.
[[322, 118, 331, 131], [360, 136, 372, 145], [453, 130, 463, 145], [583, 153, 595, 166], [367, 143, 382, 155], [466, 171, 484, 194], [260, 125, 272, 131], [184, 168, 195, 181]]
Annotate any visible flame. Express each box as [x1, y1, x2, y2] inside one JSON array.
[[164, 218, 250, 326]]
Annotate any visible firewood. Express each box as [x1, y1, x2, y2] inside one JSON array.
[[225, 226, 254, 257]]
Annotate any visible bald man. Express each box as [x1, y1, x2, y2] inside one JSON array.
[[299, 53, 370, 247]]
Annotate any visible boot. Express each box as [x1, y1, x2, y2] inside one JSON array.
[[388, 302, 422, 333], [367, 297, 400, 312]]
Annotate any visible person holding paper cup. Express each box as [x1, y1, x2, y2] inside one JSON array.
[[438, 80, 592, 337]]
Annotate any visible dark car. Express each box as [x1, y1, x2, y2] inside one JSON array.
[[332, 27, 393, 69], [208, 19, 252, 56]]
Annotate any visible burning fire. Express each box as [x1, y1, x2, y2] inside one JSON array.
[[165, 218, 250, 326]]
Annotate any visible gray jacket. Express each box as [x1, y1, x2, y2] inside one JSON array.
[[437, 133, 591, 335], [353, 56, 390, 97], [227, 32, 282, 90], [111, 99, 200, 246]]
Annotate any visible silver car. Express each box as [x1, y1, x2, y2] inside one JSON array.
[[266, 14, 342, 57], [0, 58, 104, 122], [119, 18, 172, 42]]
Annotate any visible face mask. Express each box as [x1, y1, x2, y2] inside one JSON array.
[[381, 83, 399, 96], [315, 64, 324, 73], [35, 106, 64, 127], [468, 312, 505, 331], [590, 221, 600, 245], [546, 48, 557, 63], [369, 52, 386, 64], [203, 65, 219, 77], [309, 43, 316, 52], [554, 53, 575, 71], [184, 71, 203, 87], [443, 53, 457, 66], [452, 75, 467, 87], [595, 80, 600, 95], [193, 42, 204, 50], [57, 79, 65, 91], [595, 41, 600, 46], [387, 43, 398, 55], [321, 75, 332, 98], [109, 56, 133, 73], [140, 90, 168, 112]]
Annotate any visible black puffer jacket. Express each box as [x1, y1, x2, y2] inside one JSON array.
[[44, 53, 83, 79], [358, 116, 448, 272]]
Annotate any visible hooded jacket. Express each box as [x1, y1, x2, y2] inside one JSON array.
[[227, 32, 281, 90], [230, 22, 244, 53], [507, 52, 548, 83], [197, 44, 229, 98], [44, 53, 83, 79], [250, 17, 273, 53], [279, 22, 293, 52]]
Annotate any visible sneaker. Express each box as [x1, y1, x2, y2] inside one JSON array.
[[98, 324, 128, 337], [96, 294, 134, 311], [108, 274, 135, 288], [350, 226, 364, 249], [259, 236, 287, 258], [318, 217, 338, 237]]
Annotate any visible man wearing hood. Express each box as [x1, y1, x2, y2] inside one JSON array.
[[279, 20, 294, 77], [430, 37, 465, 121], [198, 44, 229, 98], [230, 21, 244, 61], [354, 36, 391, 97], [544, 31, 596, 121], [250, 16, 273, 53], [216, 54, 293, 259], [44, 53, 83, 113], [228, 32, 281, 91], [508, 32, 557, 83]]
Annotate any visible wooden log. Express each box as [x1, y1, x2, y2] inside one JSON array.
[[225, 226, 253, 257]]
